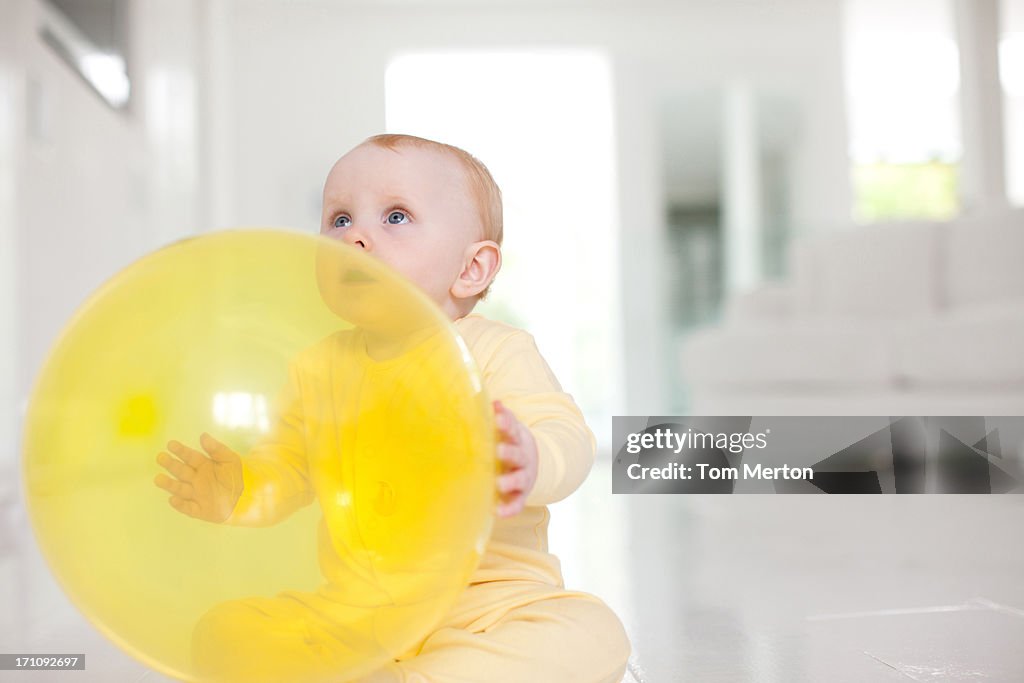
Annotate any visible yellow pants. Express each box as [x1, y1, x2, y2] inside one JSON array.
[[192, 581, 630, 683]]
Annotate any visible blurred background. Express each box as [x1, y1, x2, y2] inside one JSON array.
[[2, 0, 1023, 681]]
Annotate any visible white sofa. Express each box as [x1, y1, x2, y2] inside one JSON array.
[[680, 209, 1024, 416]]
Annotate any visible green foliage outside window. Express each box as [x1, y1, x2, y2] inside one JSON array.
[[852, 161, 959, 221]]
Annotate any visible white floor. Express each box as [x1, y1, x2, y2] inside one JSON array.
[[2, 461, 1023, 682], [552, 464, 1024, 682]]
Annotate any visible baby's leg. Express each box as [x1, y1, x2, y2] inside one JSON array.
[[361, 587, 631, 683], [191, 591, 383, 683]]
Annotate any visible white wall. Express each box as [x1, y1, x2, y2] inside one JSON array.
[[206, 0, 852, 415], [0, 0, 28, 468], [2, 0, 857, 457], [3, 0, 205, 466], [1, 0, 856, 458], [1004, 0, 1024, 206]]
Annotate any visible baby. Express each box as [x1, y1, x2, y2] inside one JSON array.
[[155, 134, 630, 682]]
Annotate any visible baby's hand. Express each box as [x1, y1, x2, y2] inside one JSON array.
[[154, 433, 243, 523], [494, 401, 538, 518]]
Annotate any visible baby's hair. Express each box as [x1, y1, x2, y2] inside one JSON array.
[[361, 134, 503, 247]]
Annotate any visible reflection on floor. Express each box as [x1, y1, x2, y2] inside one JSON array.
[[552, 462, 1024, 682], [2, 460, 1022, 681]]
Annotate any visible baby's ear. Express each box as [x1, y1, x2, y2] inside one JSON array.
[[452, 241, 501, 300]]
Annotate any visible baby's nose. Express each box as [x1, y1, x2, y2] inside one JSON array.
[[338, 226, 370, 251]]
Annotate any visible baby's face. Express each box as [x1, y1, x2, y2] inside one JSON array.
[[321, 144, 483, 317]]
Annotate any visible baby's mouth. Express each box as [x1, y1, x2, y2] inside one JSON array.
[[342, 269, 375, 284]]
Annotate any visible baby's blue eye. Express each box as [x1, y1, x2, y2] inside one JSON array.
[[333, 215, 350, 228], [387, 210, 409, 225]]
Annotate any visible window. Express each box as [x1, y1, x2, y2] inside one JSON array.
[[385, 51, 618, 442], [844, 0, 961, 220]]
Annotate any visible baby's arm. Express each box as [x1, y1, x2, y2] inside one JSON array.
[[155, 362, 314, 526], [225, 362, 315, 526], [484, 330, 596, 511]]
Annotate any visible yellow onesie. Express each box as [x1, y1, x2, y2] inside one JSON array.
[[192, 314, 630, 683]]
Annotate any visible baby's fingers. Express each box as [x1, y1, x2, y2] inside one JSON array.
[[166, 440, 206, 469], [497, 442, 526, 469], [168, 495, 202, 519], [199, 433, 237, 463], [497, 469, 529, 495], [157, 451, 196, 482], [493, 401, 520, 444], [154, 473, 194, 499], [496, 494, 525, 518]]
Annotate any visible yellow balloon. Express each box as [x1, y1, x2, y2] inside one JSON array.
[[23, 229, 495, 682]]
